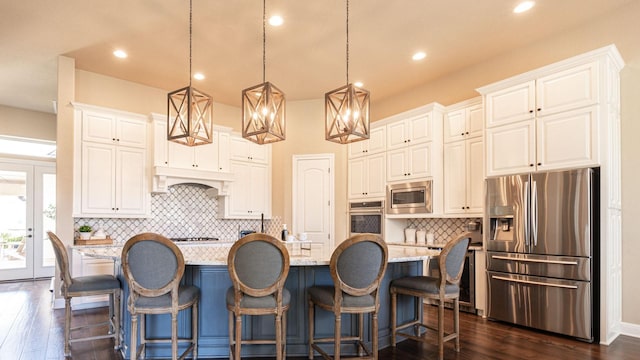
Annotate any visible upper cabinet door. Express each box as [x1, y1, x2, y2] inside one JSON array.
[[486, 120, 535, 177], [115, 116, 147, 148], [486, 81, 535, 128], [82, 112, 116, 144], [443, 109, 466, 143], [536, 62, 598, 117], [536, 105, 598, 171], [467, 103, 484, 138], [386, 120, 408, 150], [368, 126, 387, 154], [82, 111, 146, 148], [408, 112, 432, 144]]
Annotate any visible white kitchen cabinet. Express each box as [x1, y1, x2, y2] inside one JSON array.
[[80, 142, 147, 216], [483, 61, 600, 176], [218, 134, 272, 219], [348, 125, 386, 158], [219, 161, 271, 219], [485, 99, 599, 176], [386, 142, 432, 182], [348, 152, 386, 199], [386, 112, 432, 150], [73, 103, 149, 218], [82, 110, 147, 148], [230, 136, 268, 164], [444, 99, 483, 143], [485, 120, 535, 176], [443, 137, 484, 215], [151, 115, 232, 172]]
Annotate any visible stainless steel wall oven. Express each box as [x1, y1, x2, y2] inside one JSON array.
[[349, 201, 384, 238]]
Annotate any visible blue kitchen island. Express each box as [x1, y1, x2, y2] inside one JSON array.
[[76, 243, 438, 359]]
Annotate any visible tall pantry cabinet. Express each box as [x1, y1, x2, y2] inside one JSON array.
[[477, 45, 624, 344]]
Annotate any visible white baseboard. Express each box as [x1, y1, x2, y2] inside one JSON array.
[[621, 322, 640, 339]]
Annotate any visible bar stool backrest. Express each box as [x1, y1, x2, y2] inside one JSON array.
[[122, 233, 184, 298], [228, 233, 290, 298], [332, 233, 388, 297], [438, 234, 471, 288], [48, 231, 73, 291]]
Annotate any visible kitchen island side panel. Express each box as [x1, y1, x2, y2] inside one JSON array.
[[116, 261, 423, 358]]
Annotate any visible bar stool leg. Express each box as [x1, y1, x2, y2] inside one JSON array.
[[334, 311, 341, 360], [454, 297, 460, 352], [130, 314, 138, 360], [64, 297, 71, 357]]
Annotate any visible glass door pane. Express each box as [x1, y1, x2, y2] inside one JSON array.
[[0, 164, 33, 280], [35, 170, 55, 277]]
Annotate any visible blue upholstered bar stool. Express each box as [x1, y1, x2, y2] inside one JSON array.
[[390, 232, 471, 360], [121, 233, 200, 360], [308, 233, 388, 360], [48, 231, 121, 357], [226, 233, 291, 360]]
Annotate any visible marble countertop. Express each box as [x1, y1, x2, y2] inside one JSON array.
[[73, 242, 439, 266], [386, 241, 484, 251]]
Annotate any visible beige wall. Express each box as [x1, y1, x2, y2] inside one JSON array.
[[0, 104, 56, 140], [374, 1, 640, 326]]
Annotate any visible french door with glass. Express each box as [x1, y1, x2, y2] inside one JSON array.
[[0, 160, 56, 281]]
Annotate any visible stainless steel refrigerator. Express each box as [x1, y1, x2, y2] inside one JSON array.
[[485, 168, 599, 342]]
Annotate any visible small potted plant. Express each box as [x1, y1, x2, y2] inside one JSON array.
[[78, 225, 93, 240]]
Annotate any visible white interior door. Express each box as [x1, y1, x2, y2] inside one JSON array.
[[0, 160, 55, 281], [293, 154, 334, 259]]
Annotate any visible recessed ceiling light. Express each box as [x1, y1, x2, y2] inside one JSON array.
[[412, 51, 427, 61], [269, 15, 283, 26], [354, 81, 363, 88], [113, 49, 127, 59], [193, 73, 205, 80], [513, 1, 535, 13]]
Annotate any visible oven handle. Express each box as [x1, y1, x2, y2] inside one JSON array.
[[349, 209, 384, 214]]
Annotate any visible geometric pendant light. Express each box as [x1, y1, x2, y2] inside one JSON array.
[[168, 0, 214, 146], [242, 0, 286, 145], [325, 0, 370, 144]]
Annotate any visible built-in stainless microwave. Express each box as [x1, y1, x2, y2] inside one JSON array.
[[387, 180, 432, 214]]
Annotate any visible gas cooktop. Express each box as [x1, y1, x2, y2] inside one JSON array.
[[171, 237, 219, 242]]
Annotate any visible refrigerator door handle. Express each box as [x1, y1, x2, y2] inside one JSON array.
[[532, 180, 538, 247], [491, 255, 579, 265], [492, 275, 579, 289], [524, 180, 530, 246]]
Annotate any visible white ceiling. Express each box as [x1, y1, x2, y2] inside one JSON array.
[[0, 0, 632, 114]]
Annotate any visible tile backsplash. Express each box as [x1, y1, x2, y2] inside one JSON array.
[[406, 217, 482, 244], [74, 184, 282, 244]]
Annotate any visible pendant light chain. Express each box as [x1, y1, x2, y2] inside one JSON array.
[[346, 0, 349, 85], [262, 0, 266, 83], [189, 0, 193, 87]]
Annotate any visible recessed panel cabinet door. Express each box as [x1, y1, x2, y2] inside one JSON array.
[[444, 142, 466, 213], [537, 106, 598, 171], [386, 148, 408, 182], [366, 153, 386, 198], [81, 143, 115, 214], [467, 137, 485, 213], [486, 81, 535, 128], [348, 157, 366, 198], [407, 142, 431, 179], [116, 147, 147, 215], [486, 120, 535, 177]]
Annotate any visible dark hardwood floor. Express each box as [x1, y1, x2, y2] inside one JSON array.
[[2, 279, 639, 359]]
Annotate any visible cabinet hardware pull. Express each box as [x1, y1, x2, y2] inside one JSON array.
[[491, 255, 579, 265], [537, 108, 542, 111], [530, 164, 534, 167], [537, 162, 542, 166], [492, 275, 578, 289], [529, 110, 534, 113]]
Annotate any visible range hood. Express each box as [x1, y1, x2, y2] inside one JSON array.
[[152, 166, 234, 196]]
